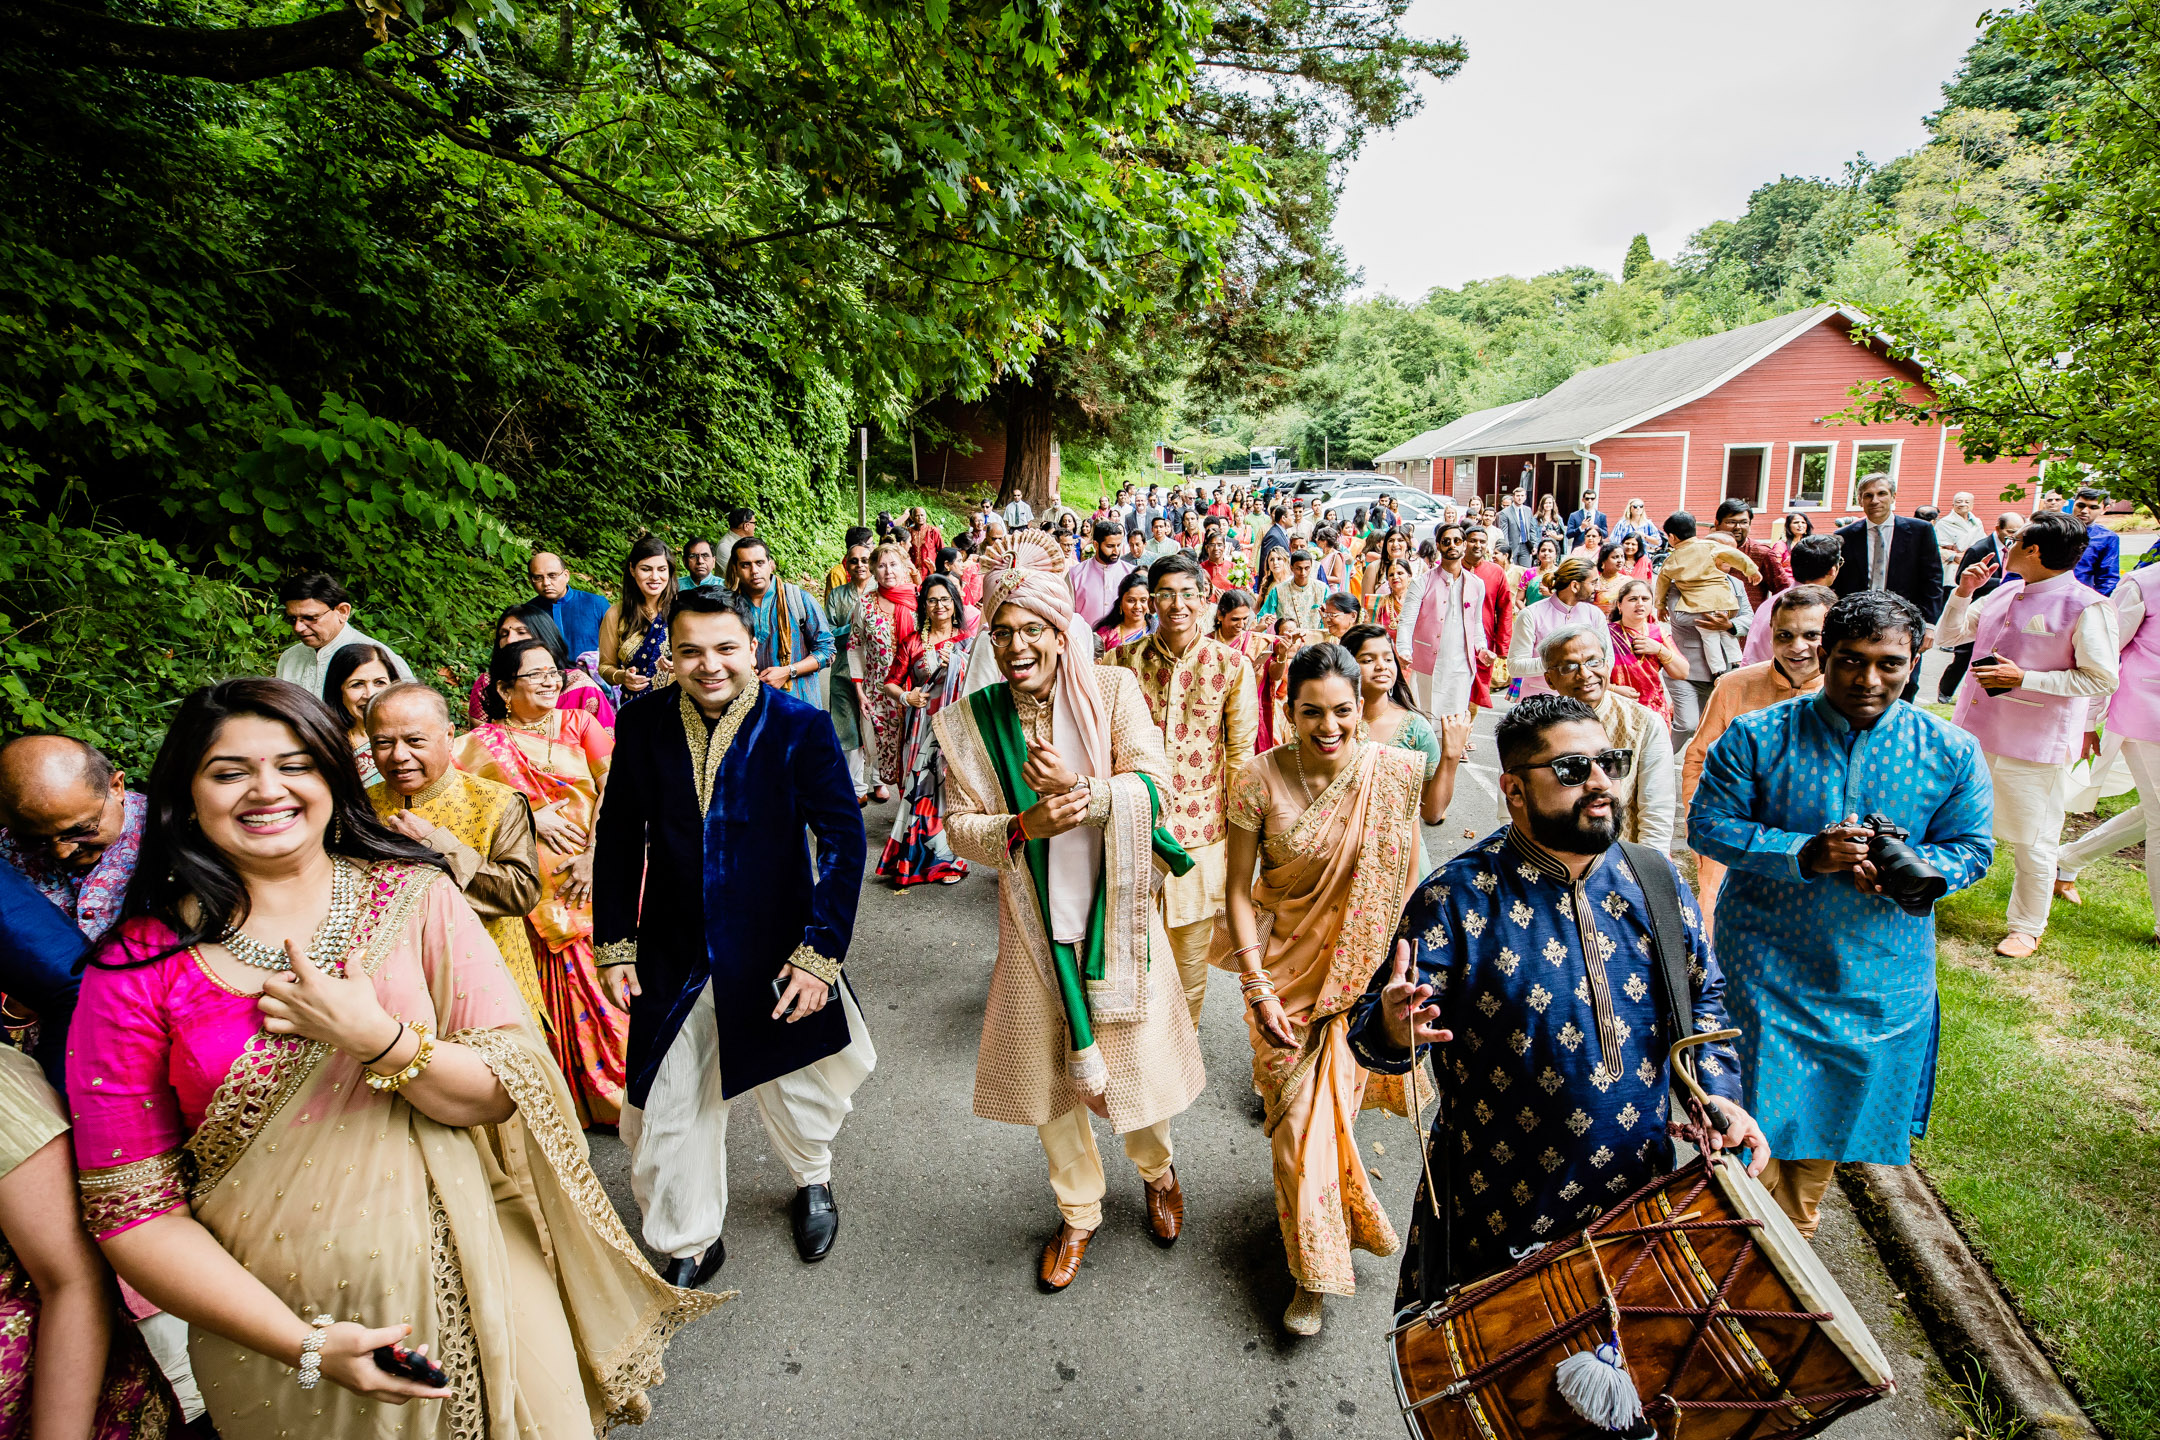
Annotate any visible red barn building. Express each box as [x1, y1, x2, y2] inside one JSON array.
[[1387, 305, 2035, 525]]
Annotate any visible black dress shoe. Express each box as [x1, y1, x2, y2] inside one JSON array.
[[660, 1238, 726, 1290], [791, 1183, 839, 1262]]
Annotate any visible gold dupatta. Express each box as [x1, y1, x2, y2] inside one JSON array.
[[183, 861, 719, 1439], [1223, 743, 1424, 1296]]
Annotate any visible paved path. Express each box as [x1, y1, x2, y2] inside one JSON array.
[[593, 699, 1962, 1439]]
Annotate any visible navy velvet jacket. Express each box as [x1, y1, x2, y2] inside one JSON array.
[[593, 684, 866, 1106]]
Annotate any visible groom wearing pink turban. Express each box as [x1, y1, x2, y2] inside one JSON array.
[[938, 532, 1208, 1293]]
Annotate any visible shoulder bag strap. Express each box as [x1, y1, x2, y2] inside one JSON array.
[[1615, 839, 1706, 1126]]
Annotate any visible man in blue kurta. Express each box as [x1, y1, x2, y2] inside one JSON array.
[[594, 586, 875, 1287], [1348, 694, 1766, 1303], [729, 535, 836, 708], [1691, 590, 1992, 1238]]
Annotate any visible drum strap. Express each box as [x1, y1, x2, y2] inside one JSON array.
[[1616, 839, 1705, 1118]]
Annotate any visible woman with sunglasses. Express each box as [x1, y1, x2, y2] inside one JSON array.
[[456, 640, 625, 1126], [1220, 643, 1432, 1336]]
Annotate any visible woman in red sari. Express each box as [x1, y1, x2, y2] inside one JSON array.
[[874, 575, 978, 887], [860, 542, 919, 799], [1605, 577, 1688, 728], [1214, 588, 1278, 753], [455, 638, 627, 1126], [1199, 531, 1234, 595]]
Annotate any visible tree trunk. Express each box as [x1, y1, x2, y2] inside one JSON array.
[[998, 373, 1057, 512]]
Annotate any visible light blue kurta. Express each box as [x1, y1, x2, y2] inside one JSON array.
[[1689, 696, 1993, 1165]]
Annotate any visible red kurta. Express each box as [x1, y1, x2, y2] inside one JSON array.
[[1470, 560, 1518, 709]]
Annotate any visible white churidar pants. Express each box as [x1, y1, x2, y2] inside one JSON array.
[[620, 980, 877, 1258], [1986, 751, 2071, 938], [1411, 665, 1472, 718], [844, 745, 868, 797], [2056, 736, 2160, 935]]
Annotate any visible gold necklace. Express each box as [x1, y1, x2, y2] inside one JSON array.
[[1293, 735, 1360, 803]]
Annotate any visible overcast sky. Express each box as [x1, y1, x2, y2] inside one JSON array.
[[1334, 0, 1987, 299]]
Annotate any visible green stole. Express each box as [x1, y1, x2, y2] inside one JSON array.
[[966, 686, 1193, 1050]]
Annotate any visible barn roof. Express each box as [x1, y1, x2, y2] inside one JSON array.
[[1443, 305, 1875, 457], [1371, 401, 1533, 463]]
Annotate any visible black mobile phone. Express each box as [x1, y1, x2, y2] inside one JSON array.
[[1974, 654, 2018, 696], [771, 976, 795, 1018], [374, 1343, 449, 1388]]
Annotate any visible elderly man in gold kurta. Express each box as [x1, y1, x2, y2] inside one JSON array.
[[364, 681, 547, 1021], [1105, 552, 1257, 1023], [935, 533, 1206, 1293]]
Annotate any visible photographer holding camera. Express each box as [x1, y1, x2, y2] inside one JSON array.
[[1689, 591, 1995, 1239]]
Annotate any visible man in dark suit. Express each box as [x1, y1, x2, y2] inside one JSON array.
[[1497, 489, 1538, 566], [1833, 474, 1948, 699], [1935, 511, 2025, 702], [1565, 489, 1609, 548], [596, 585, 873, 1285]]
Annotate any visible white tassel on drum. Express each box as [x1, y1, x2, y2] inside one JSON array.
[[1554, 1230, 1655, 1437], [1555, 1341, 1645, 1432]]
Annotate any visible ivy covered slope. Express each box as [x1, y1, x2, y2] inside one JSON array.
[[0, 0, 1258, 770]]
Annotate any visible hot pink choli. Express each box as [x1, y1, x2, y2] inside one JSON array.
[[69, 868, 529, 1239]]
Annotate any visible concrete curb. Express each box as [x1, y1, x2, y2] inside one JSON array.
[[1840, 1162, 2102, 1440]]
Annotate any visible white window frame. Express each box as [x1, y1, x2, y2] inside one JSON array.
[[1787, 440, 1838, 510], [1721, 442, 1773, 509], [1846, 439, 1901, 509]]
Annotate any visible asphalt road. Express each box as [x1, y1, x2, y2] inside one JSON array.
[[592, 690, 1964, 1439]]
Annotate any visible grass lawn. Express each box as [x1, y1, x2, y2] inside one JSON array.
[[1922, 787, 2160, 1439]]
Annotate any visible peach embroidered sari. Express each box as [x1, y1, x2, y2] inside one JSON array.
[[1219, 742, 1424, 1295]]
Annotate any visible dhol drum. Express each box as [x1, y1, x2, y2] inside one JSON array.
[[1389, 1063, 1894, 1439]]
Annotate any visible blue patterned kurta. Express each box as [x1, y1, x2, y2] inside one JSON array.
[[1689, 696, 1992, 1166], [1346, 827, 1744, 1298]]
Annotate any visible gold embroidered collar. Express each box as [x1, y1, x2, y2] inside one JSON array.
[[681, 681, 760, 815], [406, 769, 458, 809], [1504, 824, 1610, 884]]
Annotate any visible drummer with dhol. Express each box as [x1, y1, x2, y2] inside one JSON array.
[[1347, 693, 1771, 1305]]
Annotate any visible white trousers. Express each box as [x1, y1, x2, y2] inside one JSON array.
[[2057, 736, 2160, 934], [1412, 664, 1472, 717], [1987, 752, 2069, 938], [844, 746, 869, 798], [620, 981, 876, 1258]]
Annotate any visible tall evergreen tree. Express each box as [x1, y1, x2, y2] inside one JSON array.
[[1622, 232, 1653, 282]]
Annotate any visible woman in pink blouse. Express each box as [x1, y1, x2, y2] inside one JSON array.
[[70, 679, 714, 1438]]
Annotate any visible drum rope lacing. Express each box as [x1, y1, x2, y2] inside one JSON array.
[[1394, 1161, 1894, 1424]]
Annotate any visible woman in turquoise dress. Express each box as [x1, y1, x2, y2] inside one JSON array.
[[1340, 623, 1470, 879]]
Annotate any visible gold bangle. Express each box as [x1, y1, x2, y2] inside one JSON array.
[[364, 1022, 435, 1093]]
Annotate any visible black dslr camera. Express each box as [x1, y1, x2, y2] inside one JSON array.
[[1859, 813, 1948, 916]]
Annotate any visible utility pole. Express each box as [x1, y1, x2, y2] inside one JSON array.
[[1322, 433, 1329, 471], [857, 426, 869, 527]]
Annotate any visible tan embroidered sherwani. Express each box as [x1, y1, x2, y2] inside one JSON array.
[[367, 768, 546, 1023], [937, 665, 1207, 1231], [1104, 634, 1258, 1022]]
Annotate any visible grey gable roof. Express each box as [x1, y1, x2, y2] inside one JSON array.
[[1450, 306, 1845, 457], [1372, 401, 1533, 463]]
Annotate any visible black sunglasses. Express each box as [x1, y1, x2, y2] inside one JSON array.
[[1510, 749, 1633, 786]]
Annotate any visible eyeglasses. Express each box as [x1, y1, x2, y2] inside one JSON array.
[[1509, 749, 1633, 786], [1549, 657, 1608, 678], [514, 668, 564, 685], [1152, 588, 1201, 605], [989, 622, 1053, 648]]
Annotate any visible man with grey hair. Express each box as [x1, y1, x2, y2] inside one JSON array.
[[364, 681, 547, 1019], [1935, 491, 1985, 583], [1834, 472, 1945, 700], [1536, 623, 1677, 852], [0, 734, 142, 943]]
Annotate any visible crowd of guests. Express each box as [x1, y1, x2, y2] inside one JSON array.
[[0, 464, 2142, 1432]]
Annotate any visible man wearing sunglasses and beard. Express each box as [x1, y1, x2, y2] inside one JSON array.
[[1347, 693, 1767, 1303]]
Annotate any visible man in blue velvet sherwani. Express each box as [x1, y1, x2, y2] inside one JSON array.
[[595, 586, 875, 1288], [1691, 590, 1992, 1239], [1348, 694, 1768, 1306]]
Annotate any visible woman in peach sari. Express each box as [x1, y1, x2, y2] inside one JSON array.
[[1220, 642, 1438, 1337], [456, 639, 626, 1127], [70, 678, 715, 1440]]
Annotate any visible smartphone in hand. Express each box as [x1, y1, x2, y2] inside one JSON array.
[[374, 1343, 449, 1388], [771, 976, 795, 1019]]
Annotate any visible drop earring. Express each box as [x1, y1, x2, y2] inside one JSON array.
[[333, 815, 344, 847]]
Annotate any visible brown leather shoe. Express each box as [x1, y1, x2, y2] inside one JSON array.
[[1145, 1167, 1184, 1247], [1038, 1222, 1091, 1292]]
